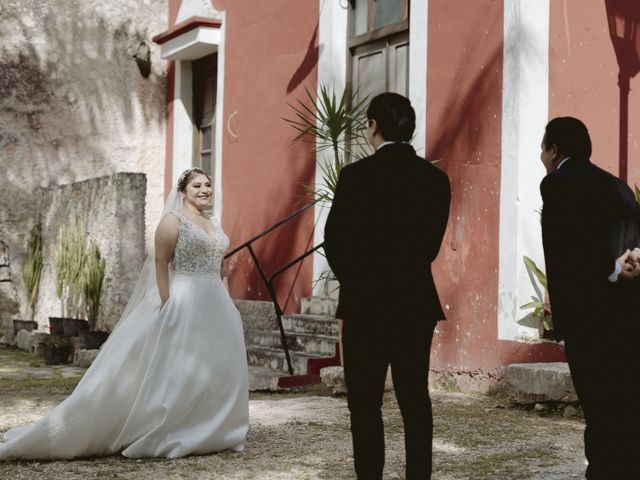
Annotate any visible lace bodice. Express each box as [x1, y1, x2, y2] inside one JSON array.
[[169, 211, 229, 276]]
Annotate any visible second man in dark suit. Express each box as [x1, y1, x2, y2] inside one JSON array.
[[324, 92, 451, 480]]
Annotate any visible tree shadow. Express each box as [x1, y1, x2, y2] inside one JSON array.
[[286, 22, 322, 94]]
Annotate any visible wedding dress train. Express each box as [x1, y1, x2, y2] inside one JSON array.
[[0, 211, 249, 460]]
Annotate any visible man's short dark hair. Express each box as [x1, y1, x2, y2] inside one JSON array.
[[543, 117, 592, 160], [366, 92, 415, 142]]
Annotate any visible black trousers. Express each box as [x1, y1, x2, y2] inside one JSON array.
[[563, 324, 639, 479], [342, 318, 435, 480]]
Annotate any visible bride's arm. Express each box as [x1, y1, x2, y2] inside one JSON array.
[[155, 215, 179, 308], [221, 258, 230, 291]]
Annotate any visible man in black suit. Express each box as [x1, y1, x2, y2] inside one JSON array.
[[324, 92, 451, 480], [539, 117, 640, 479]]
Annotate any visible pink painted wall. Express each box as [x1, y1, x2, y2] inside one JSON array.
[[213, 0, 318, 311], [426, 0, 565, 374], [549, 0, 640, 187]]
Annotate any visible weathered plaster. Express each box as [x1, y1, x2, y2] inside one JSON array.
[[0, 0, 168, 325]]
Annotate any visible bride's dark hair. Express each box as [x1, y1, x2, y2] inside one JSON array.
[[177, 168, 211, 192]]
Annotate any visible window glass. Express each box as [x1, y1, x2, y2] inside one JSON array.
[[352, 0, 368, 36], [374, 0, 402, 29]]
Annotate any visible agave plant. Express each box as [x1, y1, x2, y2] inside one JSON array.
[[284, 82, 372, 203], [82, 240, 106, 330], [23, 220, 44, 320]]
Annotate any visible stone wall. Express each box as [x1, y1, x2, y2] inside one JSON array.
[[0, 0, 168, 329], [22, 173, 146, 333]]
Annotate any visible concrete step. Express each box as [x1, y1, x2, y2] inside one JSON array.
[[247, 330, 338, 357], [246, 345, 326, 375], [234, 299, 277, 333], [282, 314, 339, 336], [503, 362, 577, 403], [248, 365, 284, 391], [301, 296, 338, 317]]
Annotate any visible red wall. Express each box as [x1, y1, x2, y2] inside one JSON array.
[[214, 0, 318, 311], [549, 0, 640, 186], [426, 0, 564, 373]]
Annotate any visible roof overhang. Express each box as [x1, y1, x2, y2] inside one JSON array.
[[152, 16, 222, 61]]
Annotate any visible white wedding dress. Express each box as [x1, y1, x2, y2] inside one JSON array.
[[0, 210, 249, 460]]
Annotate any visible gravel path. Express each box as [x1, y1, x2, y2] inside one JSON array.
[[0, 348, 586, 479]]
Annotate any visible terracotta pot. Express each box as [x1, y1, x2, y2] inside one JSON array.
[[62, 318, 89, 337], [43, 345, 72, 365], [48, 317, 65, 335], [79, 331, 109, 349]]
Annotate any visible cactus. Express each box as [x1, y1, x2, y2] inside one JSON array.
[[82, 240, 106, 330], [23, 220, 44, 321], [54, 217, 87, 318]]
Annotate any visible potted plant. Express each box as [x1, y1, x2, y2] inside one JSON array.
[[14, 221, 43, 335], [520, 255, 554, 340], [79, 240, 109, 349], [52, 217, 89, 336], [41, 334, 72, 365]]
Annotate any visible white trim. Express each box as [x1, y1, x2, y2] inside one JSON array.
[[160, 27, 220, 61], [313, 0, 348, 295], [213, 12, 226, 217], [172, 61, 194, 187], [409, 0, 428, 156], [498, 0, 550, 341], [175, 0, 221, 24]]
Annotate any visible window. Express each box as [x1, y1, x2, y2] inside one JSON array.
[[192, 54, 217, 176], [350, 0, 408, 40], [348, 0, 409, 159]]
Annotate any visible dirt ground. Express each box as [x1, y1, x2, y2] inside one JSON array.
[[0, 349, 586, 479]]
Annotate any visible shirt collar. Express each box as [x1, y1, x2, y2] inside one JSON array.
[[377, 141, 408, 151], [556, 156, 571, 170]]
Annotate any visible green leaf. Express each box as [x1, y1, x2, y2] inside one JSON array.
[[523, 255, 548, 289]]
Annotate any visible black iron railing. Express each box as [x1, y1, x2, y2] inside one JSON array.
[[224, 199, 325, 375]]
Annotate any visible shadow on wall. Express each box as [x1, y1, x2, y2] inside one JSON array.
[[287, 21, 322, 94], [425, 12, 506, 353], [0, 0, 167, 321], [0, 4, 165, 192]]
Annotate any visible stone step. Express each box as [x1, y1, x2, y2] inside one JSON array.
[[301, 296, 338, 317], [282, 314, 339, 336], [234, 299, 277, 333], [246, 345, 325, 375], [504, 362, 577, 403], [248, 365, 283, 391], [246, 330, 338, 357]]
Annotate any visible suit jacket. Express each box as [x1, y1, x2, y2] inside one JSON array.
[[323, 143, 451, 327], [540, 157, 640, 340]]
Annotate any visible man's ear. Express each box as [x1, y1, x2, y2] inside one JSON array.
[[369, 118, 379, 136]]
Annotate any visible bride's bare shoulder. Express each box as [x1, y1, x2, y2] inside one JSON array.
[[155, 213, 180, 239]]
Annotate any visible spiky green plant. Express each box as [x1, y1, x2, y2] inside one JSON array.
[[284, 82, 372, 203], [635, 185, 640, 205], [54, 217, 87, 318], [520, 255, 553, 331], [82, 240, 105, 330], [23, 220, 44, 320]]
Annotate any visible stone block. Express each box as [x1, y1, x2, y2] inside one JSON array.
[[234, 300, 277, 333], [15, 329, 34, 351], [504, 362, 577, 403], [75, 349, 100, 368], [320, 366, 346, 394], [320, 366, 393, 395]]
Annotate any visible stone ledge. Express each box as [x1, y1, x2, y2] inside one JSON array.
[[503, 362, 577, 403], [320, 366, 394, 395]]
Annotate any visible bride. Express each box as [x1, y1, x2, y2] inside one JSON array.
[[0, 168, 249, 460]]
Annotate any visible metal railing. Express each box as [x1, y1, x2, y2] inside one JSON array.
[[224, 199, 324, 375]]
